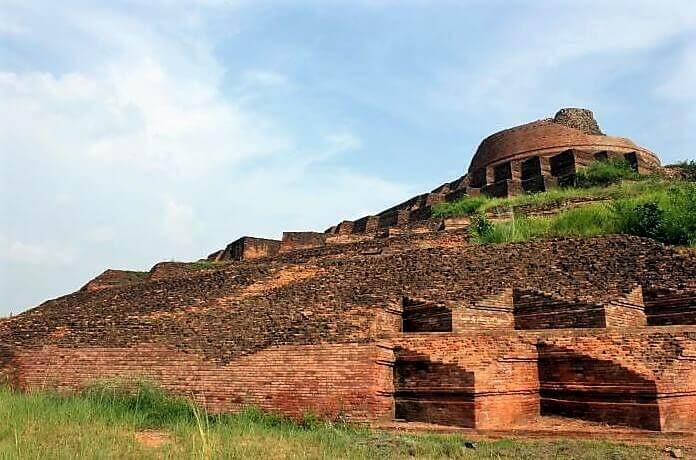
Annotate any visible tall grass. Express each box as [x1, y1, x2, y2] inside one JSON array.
[[612, 182, 696, 246], [575, 158, 640, 187], [433, 179, 666, 218], [0, 382, 661, 459], [472, 205, 616, 244], [469, 182, 696, 246]]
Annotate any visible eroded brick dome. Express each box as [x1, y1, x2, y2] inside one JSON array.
[[468, 108, 659, 174]]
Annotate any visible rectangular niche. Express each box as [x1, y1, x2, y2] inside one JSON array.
[[493, 162, 512, 182], [521, 156, 545, 193], [624, 152, 639, 171], [402, 297, 452, 332]]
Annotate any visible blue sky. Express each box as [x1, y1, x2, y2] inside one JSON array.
[[1, 0, 695, 315]]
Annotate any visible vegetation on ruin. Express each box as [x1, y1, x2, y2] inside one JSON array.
[[187, 260, 218, 270], [434, 161, 696, 247], [466, 182, 696, 246], [574, 158, 641, 187], [0, 381, 666, 459]]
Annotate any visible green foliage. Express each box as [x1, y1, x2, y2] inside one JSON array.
[[188, 260, 217, 270], [468, 213, 494, 242], [432, 195, 489, 217], [433, 179, 665, 219], [470, 183, 696, 247], [612, 183, 696, 246], [546, 205, 617, 237], [475, 216, 549, 244], [433, 174, 694, 247], [612, 201, 664, 241], [0, 383, 663, 459], [473, 205, 616, 244], [661, 183, 696, 245], [575, 158, 640, 188]]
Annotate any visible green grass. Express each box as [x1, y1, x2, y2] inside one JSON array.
[[188, 261, 217, 270], [433, 180, 667, 219], [0, 382, 664, 459], [575, 158, 640, 187], [472, 205, 617, 244], [434, 173, 696, 247]]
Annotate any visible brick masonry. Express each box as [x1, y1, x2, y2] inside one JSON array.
[[3, 343, 394, 421], [2, 231, 695, 431]]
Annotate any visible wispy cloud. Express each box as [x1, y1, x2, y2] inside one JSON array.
[[0, 235, 76, 266], [0, 0, 415, 313]]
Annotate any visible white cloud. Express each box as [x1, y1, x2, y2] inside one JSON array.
[[0, 60, 290, 177], [429, 2, 696, 119], [0, 235, 76, 266]]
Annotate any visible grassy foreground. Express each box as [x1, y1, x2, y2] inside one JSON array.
[[0, 383, 665, 459]]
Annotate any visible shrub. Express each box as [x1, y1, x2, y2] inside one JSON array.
[[478, 216, 550, 244], [661, 183, 696, 245], [611, 183, 696, 246], [612, 201, 664, 240], [575, 158, 640, 188], [468, 213, 494, 242], [547, 204, 616, 237]]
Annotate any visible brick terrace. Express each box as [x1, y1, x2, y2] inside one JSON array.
[[2, 234, 695, 432]]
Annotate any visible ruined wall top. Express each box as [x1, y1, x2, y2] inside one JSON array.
[[553, 108, 603, 135]]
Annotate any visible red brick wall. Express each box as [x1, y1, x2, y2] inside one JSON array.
[[3, 343, 394, 421], [390, 334, 539, 429], [4, 328, 694, 431], [533, 327, 696, 431], [455, 290, 514, 330], [604, 287, 647, 327], [644, 288, 696, 326], [280, 232, 326, 252], [238, 237, 281, 260]]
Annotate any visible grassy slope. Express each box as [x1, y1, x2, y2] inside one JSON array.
[[434, 179, 696, 246], [433, 180, 665, 218], [0, 384, 663, 459]]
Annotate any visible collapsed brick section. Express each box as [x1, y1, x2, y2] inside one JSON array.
[[553, 108, 603, 135], [80, 270, 147, 292]]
